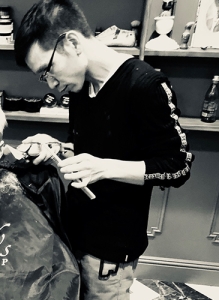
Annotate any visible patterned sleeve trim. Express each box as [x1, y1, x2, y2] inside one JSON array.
[[144, 82, 193, 182]]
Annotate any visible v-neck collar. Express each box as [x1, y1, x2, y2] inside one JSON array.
[[88, 54, 133, 98]]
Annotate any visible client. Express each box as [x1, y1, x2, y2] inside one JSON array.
[[0, 107, 80, 299]]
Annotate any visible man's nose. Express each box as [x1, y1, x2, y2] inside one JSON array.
[[46, 76, 59, 89]]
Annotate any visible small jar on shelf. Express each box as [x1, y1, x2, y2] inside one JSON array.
[[0, 6, 13, 44]]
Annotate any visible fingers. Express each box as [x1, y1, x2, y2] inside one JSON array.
[[32, 150, 52, 165], [81, 176, 91, 187], [27, 143, 41, 156], [63, 169, 90, 181], [20, 134, 61, 165], [58, 154, 94, 187], [22, 137, 34, 144], [22, 134, 59, 145], [61, 160, 92, 188], [59, 156, 92, 179], [22, 134, 42, 144], [59, 160, 86, 173], [70, 175, 91, 188], [58, 153, 89, 169], [71, 177, 90, 188]]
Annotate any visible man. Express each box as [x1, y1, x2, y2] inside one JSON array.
[[14, 0, 194, 299], [0, 106, 80, 298]]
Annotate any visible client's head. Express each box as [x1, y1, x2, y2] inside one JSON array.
[[0, 107, 20, 192], [0, 107, 7, 140]]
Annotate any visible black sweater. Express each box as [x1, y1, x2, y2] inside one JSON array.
[[64, 58, 194, 263]]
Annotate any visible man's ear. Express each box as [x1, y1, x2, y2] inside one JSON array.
[[64, 31, 82, 55]]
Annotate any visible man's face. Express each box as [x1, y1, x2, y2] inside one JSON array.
[[25, 39, 87, 93]]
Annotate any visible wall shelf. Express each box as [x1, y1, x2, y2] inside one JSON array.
[[143, 47, 219, 58], [0, 43, 140, 55], [0, 43, 14, 50], [4, 111, 219, 132], [5, 110, 69, 123], [111, 47, 140, 55], [179, 117, 219, 132], [2, 42, 219, 59]]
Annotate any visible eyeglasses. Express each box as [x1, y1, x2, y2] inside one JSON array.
[[39, 33, 66, 83]]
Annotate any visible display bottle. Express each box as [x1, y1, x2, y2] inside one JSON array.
[[201, 75, 219, 123]]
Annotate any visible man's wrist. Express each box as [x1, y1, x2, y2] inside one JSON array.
[[103, 159, 145, 185]]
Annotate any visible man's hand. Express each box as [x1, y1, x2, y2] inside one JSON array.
[[58, 153, 145, 188], [21, 134, 61, 165], [58, 153, 105, 188]]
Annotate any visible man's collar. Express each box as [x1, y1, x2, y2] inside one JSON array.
[[88, 54, 133, 98]]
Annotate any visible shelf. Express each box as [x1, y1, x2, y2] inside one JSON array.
[[2, 42, 219, 58], [144, 47, 219, 58], [4, 111, 219, 132], [0, 42, 140, 55], [111, 46, 140, 55], [179, 117, 219, 132], [0, 43, 14, 50], [5, 109, 69, 123]]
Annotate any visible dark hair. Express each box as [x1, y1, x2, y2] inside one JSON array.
[[14, 0, 93, 67]]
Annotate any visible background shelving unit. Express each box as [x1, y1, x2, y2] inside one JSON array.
[[4, 41, 219, 131]]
